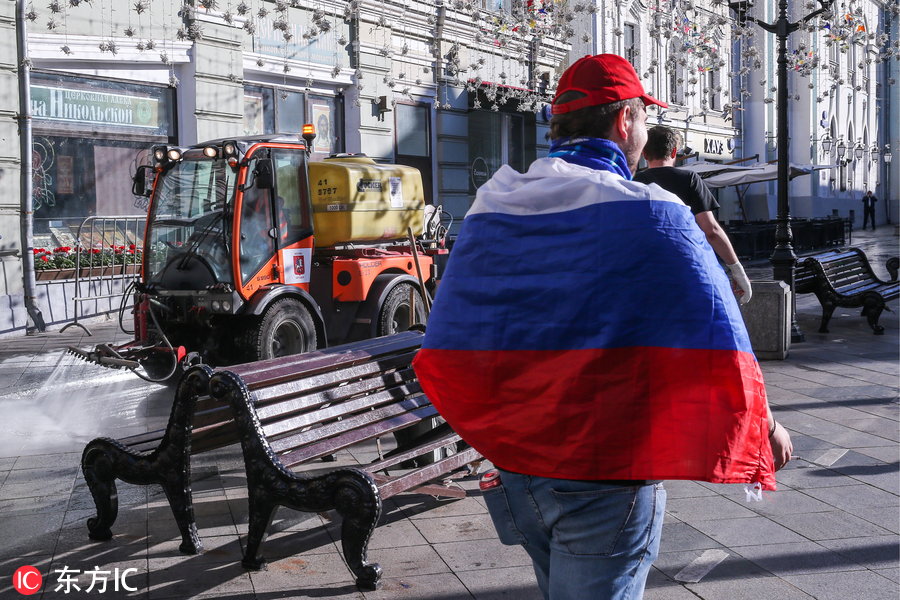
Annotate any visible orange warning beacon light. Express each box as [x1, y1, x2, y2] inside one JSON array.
[[302, 123, 316, 148]]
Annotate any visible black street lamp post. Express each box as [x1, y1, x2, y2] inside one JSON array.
[[886, 146, 893, 223], [729, 0, 832, 343]]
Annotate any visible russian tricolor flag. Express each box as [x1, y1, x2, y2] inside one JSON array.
[[414, 158, 776, 490]]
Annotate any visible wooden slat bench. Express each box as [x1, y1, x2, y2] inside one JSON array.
[[206, 330, 480, 590], [80, 333, 443, 556], [794, 247, 899, 334]]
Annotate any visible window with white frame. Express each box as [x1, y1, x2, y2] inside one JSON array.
[[624, 24, 638, 69], [707, 69, 721, 110], [667, 40, 684, 105]]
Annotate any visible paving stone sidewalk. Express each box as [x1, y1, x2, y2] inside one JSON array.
[[0, 229, 896, 599]]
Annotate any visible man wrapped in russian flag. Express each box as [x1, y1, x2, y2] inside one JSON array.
[[413, 54, 793, 600]]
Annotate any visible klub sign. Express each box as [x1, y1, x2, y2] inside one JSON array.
[[704, 138, 725, 155], [703, 138, 736, 157]]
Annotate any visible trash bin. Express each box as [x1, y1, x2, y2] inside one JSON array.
[[739, 280, 791, 360]]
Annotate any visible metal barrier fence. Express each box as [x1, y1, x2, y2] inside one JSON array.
[[59, 216, 145, 335], [724, 217, 851, 261]]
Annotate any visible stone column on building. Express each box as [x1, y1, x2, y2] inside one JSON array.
[[0, 0, 24, 313]]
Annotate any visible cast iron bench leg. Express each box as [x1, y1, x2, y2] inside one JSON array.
[[333, 471, 383, 590], [81, 438, 203, 554], [863, 298, 886, 335], [818, 300, 836, 333], [239, 466, 384, 589], [242, 494, 278, 570], [81, 439, 127, 541], [161, 477, 203, 554], [220, 368, 385, 589], [81, 367, 211, 553]]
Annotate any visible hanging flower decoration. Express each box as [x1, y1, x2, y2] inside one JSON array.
[[821, 8, 868, 52], [21, 0, 890, 124], [788, 47, 820, 76]]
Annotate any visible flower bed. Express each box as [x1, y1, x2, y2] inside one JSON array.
[[33, 245, 143, 280]]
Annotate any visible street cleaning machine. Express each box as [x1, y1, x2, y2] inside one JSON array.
[[68, 126, 450, 382]]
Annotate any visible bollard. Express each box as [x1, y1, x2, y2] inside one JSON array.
[[739, 280, 791, 360]]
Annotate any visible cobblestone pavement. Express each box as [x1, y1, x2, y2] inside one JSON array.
[[0, 229, 896, 599]]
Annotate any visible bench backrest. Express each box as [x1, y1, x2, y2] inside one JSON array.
[[797, 248, 884, 295], [204, 331, 431, 470]]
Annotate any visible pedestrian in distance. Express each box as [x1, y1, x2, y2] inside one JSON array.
[[862, 190, 878, 231], [414, 53, 792, 600], [634, 125, 752, 304]]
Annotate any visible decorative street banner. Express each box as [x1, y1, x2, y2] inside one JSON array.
[[31, 86, 161, 130]]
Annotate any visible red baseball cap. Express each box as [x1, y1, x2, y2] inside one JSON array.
[[552, 54, 667, 115]]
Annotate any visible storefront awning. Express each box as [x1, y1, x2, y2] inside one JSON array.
[[681, 162, 837, 189]]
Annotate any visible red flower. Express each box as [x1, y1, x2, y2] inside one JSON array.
[[40, 255, 49, 262]]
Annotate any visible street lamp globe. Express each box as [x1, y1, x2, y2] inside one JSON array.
[[885, 146, 893, 164], [822, 135, 834, 154], [854, 142, 865, 161], [836, 139, 847, 161], [870, 144, 879, 163]]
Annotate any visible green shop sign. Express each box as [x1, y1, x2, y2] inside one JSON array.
[[31, 85, 161, 129]]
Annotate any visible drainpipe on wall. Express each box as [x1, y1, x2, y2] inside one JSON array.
[[16, 0, 46, 333]]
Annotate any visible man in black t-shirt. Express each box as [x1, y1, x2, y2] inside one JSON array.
[[862, 191, 877, 231], [634, 126, 752, 304]]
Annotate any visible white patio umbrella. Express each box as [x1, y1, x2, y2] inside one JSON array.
[[684, 162, 837, 189]]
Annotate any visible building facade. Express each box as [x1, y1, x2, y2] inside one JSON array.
[[571, 0, 898, 228], [0, 0, 569, 334], [571, 0, 745, 221], [736, 0, 897, 226]]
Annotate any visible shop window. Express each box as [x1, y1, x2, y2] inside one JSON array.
[[307, 95, 340, 160], [244, 86, 275, 135], [243, 85, 342, 160], [395, 103, 433, 204], [468, 111, 524, 195], [276, 91, 306, 133], [31, 72, 175, 138], [396, 104, 429, 157], [29, 73, 175, 246]]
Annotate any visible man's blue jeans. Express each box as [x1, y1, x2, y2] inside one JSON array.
[[483, 470, 666, 600]]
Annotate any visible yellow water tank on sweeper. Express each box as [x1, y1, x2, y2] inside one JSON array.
[[307, 156, 424, 247]]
